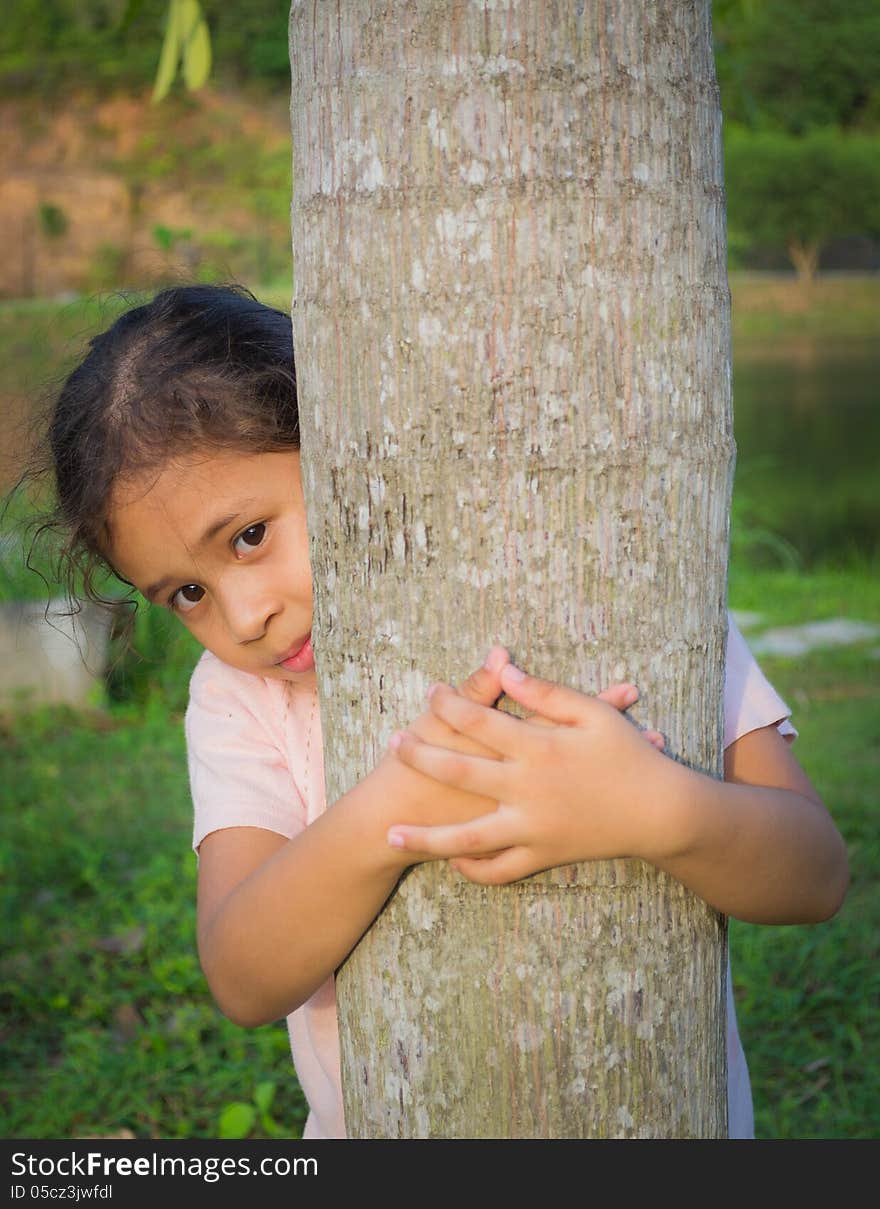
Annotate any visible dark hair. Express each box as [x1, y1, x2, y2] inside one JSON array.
[[29, 283, 298, 609]]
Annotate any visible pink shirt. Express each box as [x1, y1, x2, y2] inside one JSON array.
[[187, 614, 796, 1139]]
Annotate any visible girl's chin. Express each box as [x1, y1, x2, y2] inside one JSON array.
[[276, 665, 317, 686], [207, 648, 317, 685]]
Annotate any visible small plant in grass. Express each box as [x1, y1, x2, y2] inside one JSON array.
[[218, 1082, 288, 1139], [38, 202, 68, 240]]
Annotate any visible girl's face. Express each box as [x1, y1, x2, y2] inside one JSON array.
[[108, 448, 316, 685]]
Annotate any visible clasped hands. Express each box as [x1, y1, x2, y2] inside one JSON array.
[[383, 645, 680, 884]]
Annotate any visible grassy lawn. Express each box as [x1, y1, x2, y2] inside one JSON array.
[[0, 694, 308, 1140]]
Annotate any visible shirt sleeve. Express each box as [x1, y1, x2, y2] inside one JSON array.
[[724, 613, 798, 750], [185, 654, 307, 852]]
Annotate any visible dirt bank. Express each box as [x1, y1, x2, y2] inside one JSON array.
[[0, 88, 291, 298]]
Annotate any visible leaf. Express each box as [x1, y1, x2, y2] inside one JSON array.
[[117, 0, 148, 34], [181, 0, 212, 93], [218, 1102, 255, 1139], [152, 0, 183, 105], [253, 1081, 275, 1114]]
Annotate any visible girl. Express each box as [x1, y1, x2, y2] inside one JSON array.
[[42, 283, 847, 1140]]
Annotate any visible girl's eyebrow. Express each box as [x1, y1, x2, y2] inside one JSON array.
[[196, 511, 246, 548], [143, 508, 251, 601]]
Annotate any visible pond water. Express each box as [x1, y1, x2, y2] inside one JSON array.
[[731, 337, 879, 568]]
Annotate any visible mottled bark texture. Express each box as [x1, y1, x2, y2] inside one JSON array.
[[289, 0, 734, 1137]]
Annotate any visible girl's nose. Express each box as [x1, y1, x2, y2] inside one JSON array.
[[217, 582, 281, 645]]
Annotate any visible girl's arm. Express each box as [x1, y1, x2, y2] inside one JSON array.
[[195, 655, 505, 1028], [385, 661, 849, 926], [197, 768, 418, 1027], [197, 652, 657, 1027]]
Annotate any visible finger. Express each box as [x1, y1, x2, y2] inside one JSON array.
[[595, 683, 639, 711], [457, 645, 511, 707], [389, 728, 512, 798], [450, 849, 536, 885], [427, 683, 534, 759], [643, 729, 665, 750], [499, 663, 593, 726], [387, 809, 517, 859]]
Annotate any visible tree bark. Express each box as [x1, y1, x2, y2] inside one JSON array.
[[289, 0, 734, 1138]]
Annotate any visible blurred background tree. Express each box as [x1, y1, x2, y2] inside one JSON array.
[[714, 0, 880, 276], [724, 128, 880, 283]]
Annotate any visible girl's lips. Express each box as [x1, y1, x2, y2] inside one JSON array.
[[278, 635, 315, 673]]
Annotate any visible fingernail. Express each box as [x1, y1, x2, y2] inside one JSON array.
[[388, 731, 403, 751], [503, 664, 525, 682], [426, 682, 440, 700], [624, 685, 639, 705], [387, 829, 406, 849], [484, 645, 508, 670]]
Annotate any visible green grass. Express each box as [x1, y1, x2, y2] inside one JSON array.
[[725, 562, 880, 1137], [723, 564, 879, 1139], [720, 577, 880, 1141], [0, 702, 308, 1140], [728, 650, 878, 1139]]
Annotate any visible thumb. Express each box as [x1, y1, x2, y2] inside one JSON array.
[[457, 645, 510, 707], [499, 662, 591, 725]]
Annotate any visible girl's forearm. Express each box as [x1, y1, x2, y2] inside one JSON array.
[[199, 778, 408, 1027], [648, 767, 849, 924]]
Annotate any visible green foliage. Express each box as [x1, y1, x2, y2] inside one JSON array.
[[151, 222, 193, 253], [0, 0, 166, 97], [38, 202, 68, 239], [714, 3, 880, 267], [714, 0, 880, 133], [218, 1081, 286, 1139], [0, 0, 291, 97], [724, 127, 880, 275], [151, 0, 211, 104]]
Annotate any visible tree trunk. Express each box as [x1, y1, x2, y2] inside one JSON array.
[[787, 239, 820, 288], [289, 0, 734, 1138]]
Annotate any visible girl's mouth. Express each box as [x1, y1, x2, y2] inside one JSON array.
[[278, 634, 315, 673]]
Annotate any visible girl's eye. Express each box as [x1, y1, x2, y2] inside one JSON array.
[[171, 584, 205, 613], [233, 523, 267, 554]]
